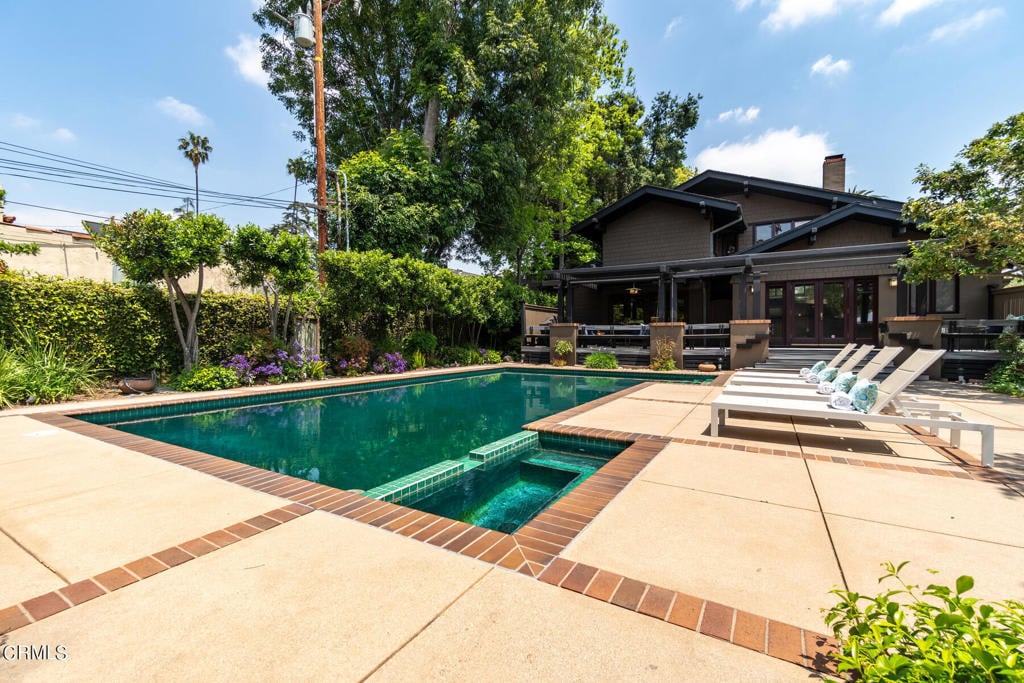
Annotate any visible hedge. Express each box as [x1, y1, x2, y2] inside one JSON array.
[[0, 274, 268, 375]]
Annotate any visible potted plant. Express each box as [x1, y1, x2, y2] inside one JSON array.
[[552, 339, 574, 367], [118, 362, 160, 394]]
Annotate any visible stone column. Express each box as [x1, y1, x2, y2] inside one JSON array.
[[881, 315, 944, 378], [549, 323, 579, 366], [729, 319, 771, 370], [650, 322, 686, 370]]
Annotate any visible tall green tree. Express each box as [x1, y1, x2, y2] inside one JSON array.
[[177, 132, 213, 216], [899, 112, 1024, 282], [254, 1, 700, 278], [91, 210, 229, 370], [224, 224, 317, 343]]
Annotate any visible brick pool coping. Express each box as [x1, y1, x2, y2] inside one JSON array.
[[6, 370, 998, 675]]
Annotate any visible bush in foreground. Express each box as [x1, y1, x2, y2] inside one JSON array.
[[824, 561, 1024, 681]]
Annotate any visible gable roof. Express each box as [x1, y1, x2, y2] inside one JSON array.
[[742, 202, 910, 253], [571, 185, 743, 240], [677, 170, 904, 213]]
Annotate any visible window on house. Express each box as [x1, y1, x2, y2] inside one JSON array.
[[752, 219, 812, 244], [906, 278, 959, 314]]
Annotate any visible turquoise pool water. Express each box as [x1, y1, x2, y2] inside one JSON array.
[[414, 447, 608, 533], [94, 371, 653, 492]]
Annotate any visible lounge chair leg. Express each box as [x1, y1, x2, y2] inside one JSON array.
[[981, 426, 995, 467], [711, 408, 721, 436], [950, 428, 961, 448]]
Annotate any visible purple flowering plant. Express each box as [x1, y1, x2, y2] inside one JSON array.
[[373, 351, 407, 374]]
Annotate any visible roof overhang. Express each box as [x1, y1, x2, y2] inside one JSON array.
[[572, 185, 743, 240], [677, 170, 904, 213], [742, 203, 911, 253]]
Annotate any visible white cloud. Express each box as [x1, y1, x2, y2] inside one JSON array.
[[664, 16, 684, 39], [718, 106, 761, 124], [735, 0, 757, 10], [155, 96, 208, 125], [10, 113, 40, 128], [763, 0, 846, 31], [878, 0, 943, 26], [225, 34, 269, 87], [929, 7, 1003, 42], [51, 128, 75, 142], [694, 127, 832, 186], [811, 54, 852, 77]]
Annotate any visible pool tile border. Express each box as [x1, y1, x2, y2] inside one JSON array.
[[536, 558, 839, 675]]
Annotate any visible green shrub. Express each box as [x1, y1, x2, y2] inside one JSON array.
[[987, 332, 1024, 396], [437, 345, 482, 366], [410, 350, 427, 370], [0, 348, 27, 408], [651, 337, 677, 371], [173, 365, 240, 392], [403, 330, 438, 358], [0, 274, 269, 375], [13, 330, 104, 403], [482, 349, 502, 364], [552, 339, 574, 366], [584, 352, 619, 369], [824, 561, 1024, 682]]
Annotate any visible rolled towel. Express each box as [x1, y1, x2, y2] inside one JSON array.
[[806, 373, 821, 384], [799, 368, 811, 377], [817, 381, 834, 395], [829, 392, 855, 410]]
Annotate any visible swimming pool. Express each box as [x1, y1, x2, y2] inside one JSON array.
[[83, 369, 708, 528]]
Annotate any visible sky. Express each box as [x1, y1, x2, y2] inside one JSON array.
[[1, 0, 1022, 267]]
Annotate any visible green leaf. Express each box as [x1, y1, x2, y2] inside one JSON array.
[[956, 575, 975, 595]]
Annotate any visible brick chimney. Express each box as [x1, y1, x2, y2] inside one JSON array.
[[822, 154, 845, 191]]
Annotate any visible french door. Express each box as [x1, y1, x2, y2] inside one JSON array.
[[767, 278, 877, 346]]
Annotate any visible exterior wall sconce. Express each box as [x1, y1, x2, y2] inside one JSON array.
[[888, 276, 899, 288], [626, 284, 640, 296]]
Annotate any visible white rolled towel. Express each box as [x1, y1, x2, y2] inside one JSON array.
[[806, 373, 821, 384], [799, 368, 811, 377], [829, 392, 855, 410], [817, 381, 834, 395]]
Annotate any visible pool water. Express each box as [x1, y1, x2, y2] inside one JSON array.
[[412, 448, 607, 533], [101, 371, 641, 492]]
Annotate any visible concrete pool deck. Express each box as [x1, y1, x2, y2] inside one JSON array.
[[1, 366, 1022, 680]]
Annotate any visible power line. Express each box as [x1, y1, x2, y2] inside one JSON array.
[[0, 139, 309, 211], [3, 200, 116, 220]]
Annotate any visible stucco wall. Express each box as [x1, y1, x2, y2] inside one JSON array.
[[1, 224, 252, 294], [602, 201, 710, 266]]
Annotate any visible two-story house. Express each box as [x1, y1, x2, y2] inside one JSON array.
[[550, 155, 1000, 347]]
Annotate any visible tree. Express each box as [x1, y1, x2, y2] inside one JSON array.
[[177, 132, 213, 216], [899, 112, 1024, 282], [224, 224, 317, 343], [91, 210, 229, 370], [254, 1, 700, 277]]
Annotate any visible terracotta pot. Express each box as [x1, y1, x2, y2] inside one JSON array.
[[118, 377, 157, 394]]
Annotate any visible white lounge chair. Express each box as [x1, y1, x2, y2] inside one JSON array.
[[710, 348, 996, 466], [727, 346, 901, 390], [735, 343, 857, 376]]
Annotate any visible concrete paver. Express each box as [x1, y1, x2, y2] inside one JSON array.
[[808, 459, 1024, 547], [560, 478, 842, 632], [371, 569, 814, 682], [0, 532, 64, 607], [4, 511, 491, 681]]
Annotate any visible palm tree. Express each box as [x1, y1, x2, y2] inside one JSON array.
[[177, 132, 212, 215], [286, 157, 308, 205]]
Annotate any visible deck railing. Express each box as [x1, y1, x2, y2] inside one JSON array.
[[942, 319, 1024, 352]]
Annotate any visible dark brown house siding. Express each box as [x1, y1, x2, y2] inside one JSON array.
[[770, 219, 923, 252], [602, 201, 711, 266], [719, 193, 829, 251]]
